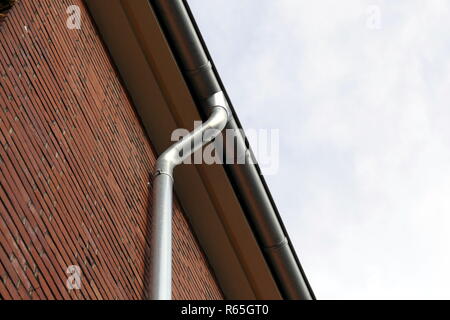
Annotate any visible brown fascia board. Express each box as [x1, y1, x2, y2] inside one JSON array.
[[85, 0, 281, 299]]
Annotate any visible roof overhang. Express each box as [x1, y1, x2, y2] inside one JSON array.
[[85, 0, 282, 299]]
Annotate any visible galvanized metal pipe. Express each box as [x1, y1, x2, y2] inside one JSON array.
[[150, 92, 230, 300], [150, 173, 173, 300]]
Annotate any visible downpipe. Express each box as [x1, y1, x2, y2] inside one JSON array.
[[149, 91, 230, 300]]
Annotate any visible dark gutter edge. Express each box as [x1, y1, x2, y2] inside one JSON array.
[[150, 0, 315, 300]]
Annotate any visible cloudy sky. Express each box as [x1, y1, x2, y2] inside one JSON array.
[[189, 0, 450, 299]]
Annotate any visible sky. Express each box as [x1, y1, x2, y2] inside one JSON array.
[[189, 0, 450, 299]]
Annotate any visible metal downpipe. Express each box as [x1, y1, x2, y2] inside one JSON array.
[[149, 92, 230, 300]]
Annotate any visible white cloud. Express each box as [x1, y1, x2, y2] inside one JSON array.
[[189, 0, 450, 299]]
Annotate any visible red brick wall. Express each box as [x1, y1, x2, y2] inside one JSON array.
[[0, 0, 223, 300]]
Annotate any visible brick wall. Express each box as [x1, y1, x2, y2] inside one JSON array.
[[0, 0, 223, 300]]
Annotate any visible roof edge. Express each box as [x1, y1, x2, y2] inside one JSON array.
[[150, 0, 315, 300]]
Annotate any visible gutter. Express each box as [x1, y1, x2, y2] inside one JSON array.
[[151, 0, 315, 300]]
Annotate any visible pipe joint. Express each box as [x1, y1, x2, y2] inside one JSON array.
[[155, 149, 180, 178], [203, 91, 232, 120]]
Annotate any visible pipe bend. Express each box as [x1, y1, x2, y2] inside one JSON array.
[[154, 92, 229, 178]]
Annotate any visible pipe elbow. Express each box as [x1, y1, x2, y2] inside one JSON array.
[[154, 91, 230, 179], [204, 91, 232, 122]]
